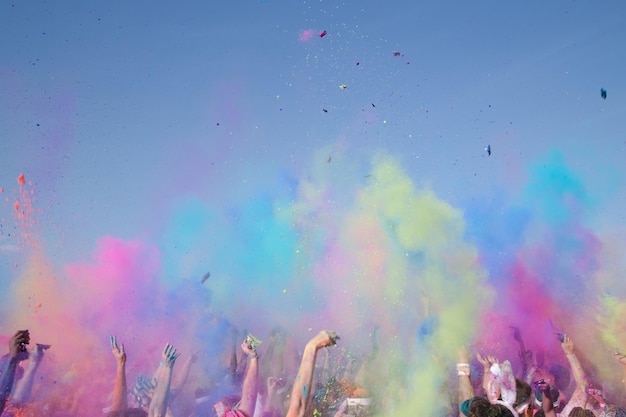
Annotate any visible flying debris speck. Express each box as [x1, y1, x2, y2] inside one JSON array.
[[339, 84, 347, 89], [371, 103, 376, 108], [201, 272, 211, 284], [485, 145, 491, 156], [601, 88, 607, 100], [327, 156, 332, 163], [393, 51, 402, 57], [319, 30, 327, 38], [323, 108, 328, 113]]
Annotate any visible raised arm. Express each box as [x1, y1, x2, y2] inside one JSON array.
[[510, 326, 533, 378], [11, 343, 49, 404], [110, 335, 128, 412], [286, 330, 338, 417], [0, 330, 30, 415], [169, 350, 199, 401], [560, 335, 586, 391], [239, 340, 260, 417], [148, 343, 180, 417], [536, 380, 557, 417], [457, 347, 474, 417], [476, 353, 498, 397]]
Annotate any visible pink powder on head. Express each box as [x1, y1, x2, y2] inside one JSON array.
[[299, 29, 315, 42]]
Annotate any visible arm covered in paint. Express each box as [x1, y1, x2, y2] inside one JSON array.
[[110, 335, 129, 412], [11, 342, 49, 404], [239, 341, 260, 417], [170, 350, 199, 401], [561, 336, 586, 391], [537, 380, 557, 417], [476, 353, 498, 397], [149, 343, 180, 417], [0, 330, 30, 415], [457, 348, 474, 417], [285, 330, 338, 417]]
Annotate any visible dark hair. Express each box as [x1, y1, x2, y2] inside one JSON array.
[[513, 379, 532, 409], [468, 396, 491, 417], [106, 409, 148, 417], [568, 407, 594, 417]]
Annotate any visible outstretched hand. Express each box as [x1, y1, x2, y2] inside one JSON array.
[[241, 341, 256, 357], [561, 335, 574, 354], [476, 353, 498, 371], [161, 343, 180, 367], [29, 342, 51, 365], [9, 330, 30, 359], [309, 330, 339, 350], [110, 335, 126, 364]]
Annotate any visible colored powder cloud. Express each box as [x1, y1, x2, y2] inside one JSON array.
[[299, 29, 315, 42]]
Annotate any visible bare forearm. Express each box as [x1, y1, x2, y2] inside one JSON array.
[[542, 394, 557, 417], [286, 343, 317, 417], [0, 358, 19, 413], [565, 352, 586, 390], [240, 356, 259, 417], [149, 367, 173, 417], [111, 364, 128, 411], [11, 361, 41, 403]]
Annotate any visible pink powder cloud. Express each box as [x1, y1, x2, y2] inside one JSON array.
[[299, 29, 315, 42]]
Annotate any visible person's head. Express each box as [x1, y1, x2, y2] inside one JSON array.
[[106, 409, 148, 417], [568, 407, 594, 417], [513, 379, 532, 416], [492, 404, 515, 417], [468, 396, 491, 417]]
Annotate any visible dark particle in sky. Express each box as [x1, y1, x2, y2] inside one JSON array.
[[601, 88, 607, 100], [319, 30, 327, 38], [323, 108, 328, 113], [485, 145, 491, 156], [201, 272, 210, 284]]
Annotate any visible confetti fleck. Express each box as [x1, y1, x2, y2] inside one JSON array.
[[485, 145, 491, 156], [393, 51, 402, 57], [201, 272, 211, 284], [327, 156, 332, 163], [323, 108, 328, 113], [319, 30, 327, 38], [339, 84, 347, 89], [371, 103, 376, 108], [17, 173, 25, 185], [356, 61, 360, 66], [601, 88, 607, 100]]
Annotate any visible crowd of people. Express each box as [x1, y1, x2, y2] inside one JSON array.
[[1, 325, 625, 417]]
